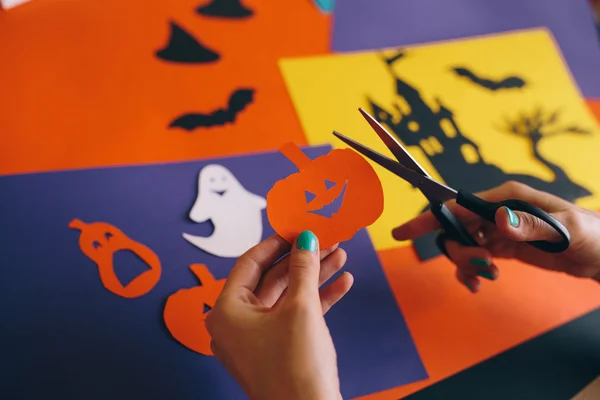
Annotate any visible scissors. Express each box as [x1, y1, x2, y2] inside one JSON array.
[[332, 108, 571, 254]]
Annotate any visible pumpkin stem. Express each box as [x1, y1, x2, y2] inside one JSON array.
[[279, 142, 312, 171], [189, 264, 216, 286], [68, 218, 87, 231]]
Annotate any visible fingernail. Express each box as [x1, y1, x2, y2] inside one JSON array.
[[505, 206, 519, 227], [297, 230, 317, 253], [477, 270, 496, 281], [471, 258, 489, 267]]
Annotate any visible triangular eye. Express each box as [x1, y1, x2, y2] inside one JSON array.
[[203, 304, 212, 313], [305, 190, 317, 203], [325, 180, 336, 190]]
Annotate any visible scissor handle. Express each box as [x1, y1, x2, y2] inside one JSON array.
[[455, 190, 571, 253]]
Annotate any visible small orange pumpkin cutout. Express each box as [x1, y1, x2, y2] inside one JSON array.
[[163, 264, 226, 356], [266, 142, 384, 248], [69, 219, 162, 298]]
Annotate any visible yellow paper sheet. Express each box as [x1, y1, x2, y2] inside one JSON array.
[[279, 28, 600, 251]]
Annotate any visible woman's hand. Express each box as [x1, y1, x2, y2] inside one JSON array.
[[392, 181, 600, 293], [206, 230, 352, 400]]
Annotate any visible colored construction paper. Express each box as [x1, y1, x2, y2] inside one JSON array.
[[331, 0, 600, 99], [69, 219, 162, 298], [0, 145, 427, 400], [163, 264, 226, 356], [0, 0, 330, 175], [279, 28, 600, 257], [182, 164, 266, 258], [403, 307, 600, 400], [355, 246, 600, 400], [266, 142, 384, 249]]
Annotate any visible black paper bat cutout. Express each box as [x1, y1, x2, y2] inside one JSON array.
[[169, 88, 255, 130], [452, 66, 526, 91]]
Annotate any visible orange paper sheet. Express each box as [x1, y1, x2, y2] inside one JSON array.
[[0, 0, 329, 175], [267, 142, 384, 248], [357, 246, 600, 399]]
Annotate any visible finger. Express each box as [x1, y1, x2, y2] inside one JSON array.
[[456, 268, 480, 294], [494, 206, 564, 243], [320, 272, 354, 314], [477, 181, 571, 212], [223, 234, 291, 294], [445, 240, 499, 281], [253, 244, 338, 301], [392, 181, 570, 241], [392, 200, 485, 241], [286, 230, 321, 301], [255, 246, 346, 307]]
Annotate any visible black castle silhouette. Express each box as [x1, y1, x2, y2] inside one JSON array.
[[367, 50, 592, 260]]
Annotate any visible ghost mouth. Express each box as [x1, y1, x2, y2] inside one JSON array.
[[212, 189, 227, 196]]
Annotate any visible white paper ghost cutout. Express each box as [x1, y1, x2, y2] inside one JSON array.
[[182, 164, 267, 258]]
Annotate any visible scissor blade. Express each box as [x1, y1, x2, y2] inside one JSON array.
[[358, 107, 433, 179], [332, 130, 457, 203]]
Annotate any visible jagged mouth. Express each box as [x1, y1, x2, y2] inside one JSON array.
[[308, 181, 348, 218]]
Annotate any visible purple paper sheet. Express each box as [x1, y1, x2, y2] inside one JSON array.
[[0, 145, 427, 400], [332, 0, 600, 98]]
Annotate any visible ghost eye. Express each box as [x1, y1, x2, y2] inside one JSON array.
[[305, 190, 317, 203], [210, 177, 215, 182], [92, 241, 101, 249], [324, 180, 336, 190], [105, 232, 112, 240], [222, 176, 226, 181]]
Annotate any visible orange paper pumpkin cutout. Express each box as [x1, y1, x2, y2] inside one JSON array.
[[69, 219, 162, 298], [163, 264, 226, 356], [267, 142, 384, 248]]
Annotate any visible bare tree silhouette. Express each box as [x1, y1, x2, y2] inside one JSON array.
[[368, 50, 592, 260], [497, 107, 591, 200]]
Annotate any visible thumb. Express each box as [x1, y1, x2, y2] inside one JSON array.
[[495, 206, 563, 243], [286, 230, 321, 300]]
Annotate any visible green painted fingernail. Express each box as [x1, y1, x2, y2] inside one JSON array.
[[505, 206, 519, 227], [297, 230, 317, 253], [477, 270, 496, 281], [471, 258, 489, 267]]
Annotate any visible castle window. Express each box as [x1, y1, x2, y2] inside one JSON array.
[[408, 121, 420, 132], [460, 144, 479, 164], [428, 136, 443, 154], [440, 119, 457, 138], [419, 139, 434, 156]]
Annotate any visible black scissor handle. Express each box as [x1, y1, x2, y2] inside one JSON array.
[[430, 202, 479, 248], [455, 190, 571, 253]]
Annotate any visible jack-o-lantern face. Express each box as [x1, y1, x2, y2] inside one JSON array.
[[267, 142, 384, 248], [69, 219, 162, 298], [163, 264, 226, 356]]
